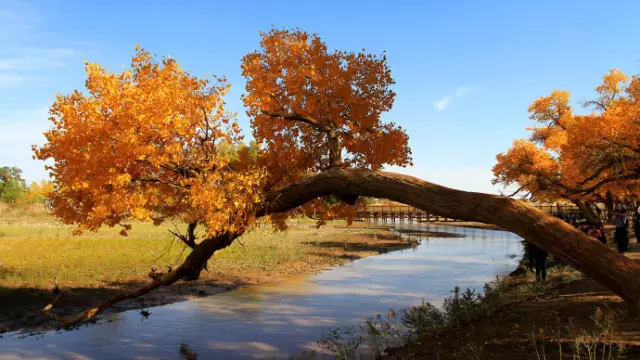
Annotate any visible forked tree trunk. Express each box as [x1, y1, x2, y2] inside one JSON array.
[[572, 199, 600, 224], [260, 168, 640, 308]]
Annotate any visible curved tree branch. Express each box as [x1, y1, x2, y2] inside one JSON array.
[[42, 232, 237, 326], [264, 111, 325, 130], [43, 169, 640, 326], [258, 168, 640, 307], [264, 110, 343, 168]]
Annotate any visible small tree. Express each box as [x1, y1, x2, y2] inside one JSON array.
[[0, 166, 27, 204], [25, 180, 55, 204]]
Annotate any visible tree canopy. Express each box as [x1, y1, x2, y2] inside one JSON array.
[[492, 69, 640, 210], [0, 166, 27, 204], [0, 167, 52, 205], [241, 29, 412, 226], [25, 179, 55, 204], [34, 48, 267, 237], [34, 29, 412, 238], [242, 29, 411, 177]]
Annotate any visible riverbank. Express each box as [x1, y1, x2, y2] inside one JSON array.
[[384, 227, 640, 359], [0, 205, 424, 334]]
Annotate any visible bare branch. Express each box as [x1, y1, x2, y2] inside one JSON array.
[[265, 92, 286, 112], [506, 185, 525, 198], [264, 111, 325, 130]]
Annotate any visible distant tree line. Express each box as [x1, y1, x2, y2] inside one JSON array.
[[0, 166, 53, 205]]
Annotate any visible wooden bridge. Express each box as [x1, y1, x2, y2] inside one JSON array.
[[313, 204, 586, 223], [353, 206, 460, 223]]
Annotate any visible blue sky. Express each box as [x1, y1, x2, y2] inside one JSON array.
[[1, 0, 639, 194]]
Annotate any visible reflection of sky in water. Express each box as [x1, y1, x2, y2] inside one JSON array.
[[0, 224, 523, 359]]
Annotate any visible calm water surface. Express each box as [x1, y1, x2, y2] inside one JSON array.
[[0, 224, 523, 359]]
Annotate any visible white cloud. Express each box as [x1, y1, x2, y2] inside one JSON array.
[[0, 73, 31, 87], [0, 48, 77, 71], [0, 4, 79, 88], [432, 84, 475, 111], [433, 96, 451, 111], [456, 85, 471, 97], [0, 5, 42, 44]]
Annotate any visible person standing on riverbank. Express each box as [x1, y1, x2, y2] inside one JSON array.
[[613, 210, 629, 253], [633, 212, 640, 244], [528, 242, 548, 282]]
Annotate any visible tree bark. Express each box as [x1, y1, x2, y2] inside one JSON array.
[[43, 168, 640, 326], [572, 199, 600, 224], [258, 168, 640, 308], [606, 190, 614, 220], [42, 232, 237, 326]]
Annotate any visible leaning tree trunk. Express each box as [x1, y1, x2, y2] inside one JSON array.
[[44, 168, 640, 326], [42, 232, 238, 325], [259, 168, 640, 308]]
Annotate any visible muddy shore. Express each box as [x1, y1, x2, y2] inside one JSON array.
[[386, 226, 640, 359], [1, 222, 473, 335]]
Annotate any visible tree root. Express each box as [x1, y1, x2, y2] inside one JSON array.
[[41, 232, 238, 327]]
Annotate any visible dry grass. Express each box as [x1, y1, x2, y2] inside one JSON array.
[[0, 204, 401, 290], [0, 203, 413, 334]]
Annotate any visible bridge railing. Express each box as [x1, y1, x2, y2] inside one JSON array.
[[310, 204, 604, 223]]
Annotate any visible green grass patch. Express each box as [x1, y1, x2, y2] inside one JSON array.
[[0, 204, 389, 290]]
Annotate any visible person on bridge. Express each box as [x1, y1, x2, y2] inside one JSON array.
[[528, 242, 548, 282], [613, 210, 630, 254]]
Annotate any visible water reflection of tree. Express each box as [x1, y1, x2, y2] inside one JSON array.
[[180, 343, 198, 360]]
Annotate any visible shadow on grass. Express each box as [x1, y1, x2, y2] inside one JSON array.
[[304, 240, 408, 254], [0, 278, 239, 335], [0, 232, 411, 335], [0, 266, 13, 281], [309, 252, 363, 261], [0, 285, 122, 334]]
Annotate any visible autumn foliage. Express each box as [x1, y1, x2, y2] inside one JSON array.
[[241, 29, 412, 226], [34, 48, 267, 237], [242, 29, 411, 176], [493, 69, 640, 207], [35, 30, 412, 238]]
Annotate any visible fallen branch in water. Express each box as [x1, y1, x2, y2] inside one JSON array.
[[41, 232, 238, 326]]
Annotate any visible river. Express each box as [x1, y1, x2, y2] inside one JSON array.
[[0, 224, 523, 359]]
